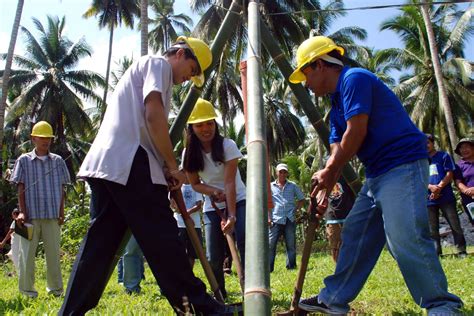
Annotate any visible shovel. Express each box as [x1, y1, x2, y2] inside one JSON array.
[[170, 189, 225, 303], [211, 200, 245, 293]]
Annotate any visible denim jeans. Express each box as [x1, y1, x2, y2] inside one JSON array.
[[319, 160, 463, 314], [117, 235, 144, 292], [428, 202, 466, 255], [203, 200, 246, 296], [268, 219, 296, 272]]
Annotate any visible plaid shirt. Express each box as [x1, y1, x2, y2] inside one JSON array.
[[10, 150, 70, 219], [270, 180, 305, 224]]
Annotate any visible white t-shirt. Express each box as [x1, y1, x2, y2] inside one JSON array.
[[198, 138, 246, 212], [174, 184, 203, 228], [78, 56, 173, 185]]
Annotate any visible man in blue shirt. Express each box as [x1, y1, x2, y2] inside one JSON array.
[[289, 36, 463, 315], [268, 163, 305, 272], [426, 134, 466, 256]]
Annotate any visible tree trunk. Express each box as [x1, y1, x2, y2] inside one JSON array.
[[420, 1, 457, 152], [101, 25, 114, 122], [0, 0, 24, 159], [141, 0, 148, 56]]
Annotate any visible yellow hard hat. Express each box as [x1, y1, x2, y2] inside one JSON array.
[[31, 121, 54, 138], [177, 36, 212, 87], [187, 98, 218, 124], [289, 36, 344, 84]]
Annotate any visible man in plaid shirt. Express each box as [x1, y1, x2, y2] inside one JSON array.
[[268, 163, 305, 272], [10, 121, 70, 298]]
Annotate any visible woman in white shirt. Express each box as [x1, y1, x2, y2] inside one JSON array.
[[183, 98, 246, 299]]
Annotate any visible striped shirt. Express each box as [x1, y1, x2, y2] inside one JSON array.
[[270, 180, 305, 224], [10, 150, 70, 219]]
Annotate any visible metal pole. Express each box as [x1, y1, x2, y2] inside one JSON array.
[[245, 1, 272, 315], [259, 18, 362, 195], [169, 0, 243, 144]]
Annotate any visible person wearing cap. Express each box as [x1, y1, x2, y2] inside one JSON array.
[[290, 36, 463, 314], [454, 137, 474, 225], [60, 38, 239, 315], [183, 98, 247, 299], [10, 121, 70, 298], [268, 163, 304, 272], [425, 134, 466, 256]]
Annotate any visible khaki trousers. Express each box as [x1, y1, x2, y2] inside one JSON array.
[[19, 219, 62, 295]]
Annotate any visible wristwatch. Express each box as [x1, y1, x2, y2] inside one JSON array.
[[228, 215, 237, 222]]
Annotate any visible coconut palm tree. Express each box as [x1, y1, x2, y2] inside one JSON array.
[[381, 3, 473, 151], [83, 0, 139, 117], [354, 47, 402, 88], [148, 0, 193, 53], [262, 66, 306, 162], [0, 15, 106, 175], [0, 0, 24, 161]]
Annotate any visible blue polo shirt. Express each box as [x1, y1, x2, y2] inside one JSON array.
[[427, 151, 456, 206], [329, 67, 427, 178]]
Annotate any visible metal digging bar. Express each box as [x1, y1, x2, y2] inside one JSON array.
[[169, 189, 225, 303], [211, 200, 245, 293], [259, 17, 363, 195], [276, 180, 322, 316]]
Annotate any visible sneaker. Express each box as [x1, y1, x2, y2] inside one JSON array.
[[21, 290, 38, 299], [299, 295, 341, 314], [457, 251, 467, 258]]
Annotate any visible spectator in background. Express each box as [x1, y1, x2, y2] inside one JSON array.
[[426, 134, 466, 256], [172, 177, 204, 269], [10, 121, 70, 298], [117, 237, 145, 294], [454, 137, 474, 226], [268, 163, 305, 272], [324, 179, 356, 262], [0, 208, 21, 272]]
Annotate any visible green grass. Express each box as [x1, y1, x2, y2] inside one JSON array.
[[0, 247, 473, 315]]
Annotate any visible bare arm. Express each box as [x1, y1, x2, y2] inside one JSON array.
[[187, 200, 203, 215], [18, 183, 28, 223], [455, 179, 474, 197], [0, 229, 14, 248], [296, 199, 305, 211], [185, 171, 225, 202], [144, 91, 185, 189], [222, 158, 239, 233]]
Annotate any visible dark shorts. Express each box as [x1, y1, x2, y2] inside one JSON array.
[[177, 227, 203, 259]]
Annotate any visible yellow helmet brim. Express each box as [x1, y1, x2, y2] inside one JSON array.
[[191, 73, 205, 87], [289, 68, 307, 84]]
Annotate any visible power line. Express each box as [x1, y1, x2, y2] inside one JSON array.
[[212, 1, 472, 16]]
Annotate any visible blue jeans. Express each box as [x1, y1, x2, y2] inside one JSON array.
[[318, 160, 463, 314], [204, 200, 246, 295], [268, 219, 296, 272], [117, 235, 144, 292]]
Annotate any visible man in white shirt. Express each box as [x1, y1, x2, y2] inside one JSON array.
[[59, 37, 237, 315]]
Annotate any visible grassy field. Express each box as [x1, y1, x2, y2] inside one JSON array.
[[0, 247, 473, 315]]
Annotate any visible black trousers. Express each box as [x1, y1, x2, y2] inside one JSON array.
[[59, 147, 220, 315]]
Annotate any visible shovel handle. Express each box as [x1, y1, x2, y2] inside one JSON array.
[[210, 200, 245, 293], [170, 189, 225, 303]]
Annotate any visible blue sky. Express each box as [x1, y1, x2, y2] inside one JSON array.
[[1, 0, 472, 81]]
